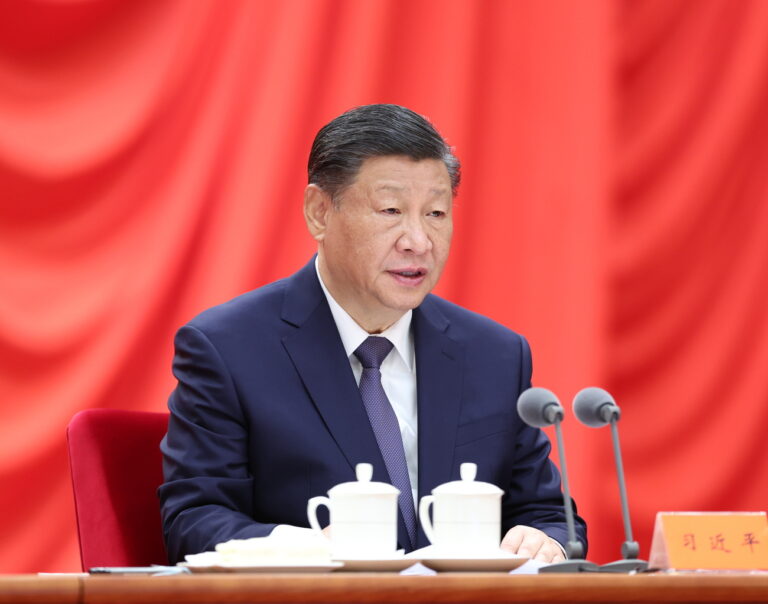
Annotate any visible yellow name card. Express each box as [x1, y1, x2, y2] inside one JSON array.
[[649, 512, 768, 570]]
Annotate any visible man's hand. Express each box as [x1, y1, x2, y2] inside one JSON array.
[[500, 526, 565, 563]]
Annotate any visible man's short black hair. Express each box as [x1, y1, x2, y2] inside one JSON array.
[[308, 104, 460, 201]]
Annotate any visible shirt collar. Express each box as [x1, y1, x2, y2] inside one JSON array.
[[315, 257, 414, 370]]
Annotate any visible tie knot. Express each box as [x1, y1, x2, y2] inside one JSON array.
[[354, 336, 394, 369]]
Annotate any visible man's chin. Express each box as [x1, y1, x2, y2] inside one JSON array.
[[383, 290, 431, 313]]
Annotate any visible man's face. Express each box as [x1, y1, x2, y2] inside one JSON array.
[[309, 155, 453, 332]]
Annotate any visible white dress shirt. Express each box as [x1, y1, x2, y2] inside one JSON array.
[[273, 262, 419, 540], [314, 259, 419, 506]]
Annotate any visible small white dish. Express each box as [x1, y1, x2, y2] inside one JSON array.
[[406, 545, 527, 572], [333, 549, 417, 572], [419, 557, 526, 572], [179, 561, 343, 573], [336, 558, 418, 572]]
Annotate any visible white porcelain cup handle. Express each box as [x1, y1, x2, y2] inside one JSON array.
[[307, 496, 331, 540], [419, 495, 436, 545]]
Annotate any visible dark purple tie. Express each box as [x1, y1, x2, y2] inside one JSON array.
[[354, 336, 417, 548]]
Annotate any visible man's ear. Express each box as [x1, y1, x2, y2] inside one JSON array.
[[304, 184, 332, 241]]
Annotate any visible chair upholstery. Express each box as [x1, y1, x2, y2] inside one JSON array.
[[67, 408, 169, 570]]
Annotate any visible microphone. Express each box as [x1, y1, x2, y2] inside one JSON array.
[[573, 387, 647, 572], [517, 388, 597, 573]]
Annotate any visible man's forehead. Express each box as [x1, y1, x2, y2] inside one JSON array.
[[357, 156, 452, 190], [371, 182, 451, 197]]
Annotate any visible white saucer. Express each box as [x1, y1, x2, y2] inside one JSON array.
[[406, 546, 527, 572], [336, 557, 418, 572], [419, 557, 526, 572], [180, 561, 343, 573], [333, 550, 417, 572]]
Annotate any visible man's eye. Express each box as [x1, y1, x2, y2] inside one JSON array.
[[382, 208, 400, 215], [427, 210, 445, 218]]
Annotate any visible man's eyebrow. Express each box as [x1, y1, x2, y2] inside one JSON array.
[[373, 183, 406, 193], [373, 183, 451, 196]]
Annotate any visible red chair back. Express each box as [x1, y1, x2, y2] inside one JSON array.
[[67, 409, 169, 570]]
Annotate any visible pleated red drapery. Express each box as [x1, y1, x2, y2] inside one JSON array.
[[1, 0, 766, 572]]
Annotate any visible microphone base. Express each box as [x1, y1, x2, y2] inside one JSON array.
[[538, 559, 600, 573], [599, 558, 648, 573]]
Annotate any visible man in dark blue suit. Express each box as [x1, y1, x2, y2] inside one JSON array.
[[159, 104, 587, 564]]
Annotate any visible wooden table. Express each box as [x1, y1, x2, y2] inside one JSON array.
[[2, 572, 768, 604], [0, 575, 80, 604]]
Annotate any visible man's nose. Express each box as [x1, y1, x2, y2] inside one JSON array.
[[397, 216, 432, 254]]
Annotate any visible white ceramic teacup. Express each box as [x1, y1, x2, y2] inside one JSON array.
[[419, 462, 503, 554], [307, 463, 400, 559]]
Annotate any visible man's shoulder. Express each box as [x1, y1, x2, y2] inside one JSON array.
[[184, 278, 289, 337], [182, 258, 320, 338], [419, 295, 532, 386], [420, 294, 526, 345]]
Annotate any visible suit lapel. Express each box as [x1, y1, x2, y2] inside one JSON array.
[[281, 261, 462, 551], [413, 296, 464, 536], [280, 259, 388, 481]]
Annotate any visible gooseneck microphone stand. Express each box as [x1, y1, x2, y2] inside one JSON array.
[[517, 388, 598, 573], [573, 387, 648, 572]]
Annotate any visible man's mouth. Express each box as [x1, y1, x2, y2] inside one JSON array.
[[392, 269, 425, 278], [388, 268, 428, 285]]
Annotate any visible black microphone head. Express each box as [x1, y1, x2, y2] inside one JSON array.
[[517, 387, 564, 428], [573, 386, 621, 427]]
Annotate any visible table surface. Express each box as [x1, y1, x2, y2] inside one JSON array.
[[2, 572, 768, 604]]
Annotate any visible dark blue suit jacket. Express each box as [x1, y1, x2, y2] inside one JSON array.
[[159, 258, 587, 563]]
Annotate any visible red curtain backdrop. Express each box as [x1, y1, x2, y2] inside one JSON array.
[[1, 0, 766, 572]]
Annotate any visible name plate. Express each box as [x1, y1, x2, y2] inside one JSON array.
[[649, 511, 768, 570]]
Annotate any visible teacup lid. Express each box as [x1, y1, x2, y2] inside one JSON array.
[[327, 463, 400, 496], [431, 463, 503, 495]]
